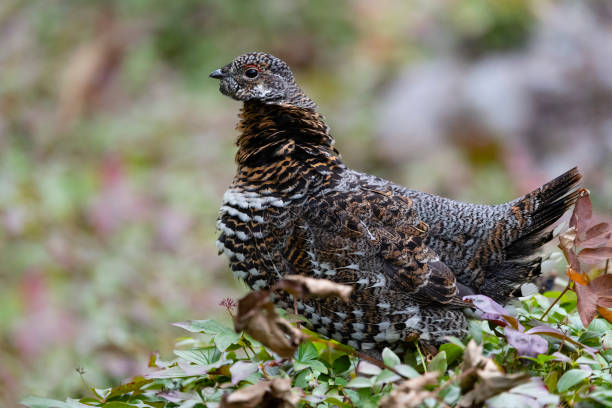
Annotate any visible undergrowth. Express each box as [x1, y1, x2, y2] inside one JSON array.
[[21, 195, 612, 408]]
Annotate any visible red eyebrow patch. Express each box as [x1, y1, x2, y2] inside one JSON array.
[[244, 64, 260, 71]]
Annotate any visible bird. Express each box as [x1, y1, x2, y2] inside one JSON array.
[[210, 52, 582, 353]]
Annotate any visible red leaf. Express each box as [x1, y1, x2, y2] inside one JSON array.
[[504, 327, 548, 357], [590, 274, 612, 297], [580, 222, 611, 245], [570, 191, 592, 235], [579, 247, 612, 264], [525, 326, 597, 356], [463, 295, 523, 331], [575, 282, 598, 328], [580, 232, 612, 249]]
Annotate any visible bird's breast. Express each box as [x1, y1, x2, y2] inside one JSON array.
[[216, 187, 295, 288]]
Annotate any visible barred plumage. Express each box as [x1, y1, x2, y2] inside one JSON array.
[[211, 52, 582, 352]]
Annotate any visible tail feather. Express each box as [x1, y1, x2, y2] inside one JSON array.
[[506, 167, 582, 258], [481, 167, 582, 302]]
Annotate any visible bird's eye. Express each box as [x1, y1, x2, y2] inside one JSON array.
[[245, 68, 259, 78]]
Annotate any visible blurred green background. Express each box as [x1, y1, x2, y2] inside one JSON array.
[[2, 0, 611, 406]]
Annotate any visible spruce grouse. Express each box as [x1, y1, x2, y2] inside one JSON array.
[[210, 52, 582, 352]]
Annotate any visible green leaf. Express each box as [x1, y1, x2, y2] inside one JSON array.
[[382, 347, 401, 368], [296, 341, 319, 362], [100, 403, 135, 408], [427, 351, 447, 376], [323, 397, 352, 408], [443, 336, 466, 349], [312, 359, 329, 374], [214, 329, 241, 352], [544, 370, 558, 393], [374, 369, 401, 384], [294, 369, 312, 388], [579, 330, 602, 347], [575, 356, 602, 368], [590, 390, 612, 405], [587, 318, 611, 334], [346, 376, 374, 388], [469, 320, 483, 344], [20, 397, 71, 408], [534, 354, 557, 366], [394, 364, 420, 378], [439, 343, 463, 365], [174, 347, 221, 365], [173, 319, 228, 334], [106, 376, 152, 400], [230, 361, 258, 385], [556, 369, 591, 392], [332, 355, 351, 374], [357, 361, 381, 376], [439, 384, 461, 405]]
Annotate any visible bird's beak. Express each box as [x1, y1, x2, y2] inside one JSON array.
[[209, 69, 225, 79]]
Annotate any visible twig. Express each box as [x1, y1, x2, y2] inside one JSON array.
[[540, 282, 572, 320]]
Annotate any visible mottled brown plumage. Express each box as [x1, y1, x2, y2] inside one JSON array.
[[211, 52, 582, 352]]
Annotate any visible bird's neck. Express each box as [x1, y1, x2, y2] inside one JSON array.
[[232, 101, 344, 193]]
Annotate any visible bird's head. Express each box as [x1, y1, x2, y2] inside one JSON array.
[[210, 52, 316, 110]]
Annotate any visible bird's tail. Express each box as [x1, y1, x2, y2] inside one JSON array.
[[481, 167, 583, 300]]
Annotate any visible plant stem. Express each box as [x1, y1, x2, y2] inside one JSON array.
[[540, 283, 571, 320], [415, 342, 428, 373]]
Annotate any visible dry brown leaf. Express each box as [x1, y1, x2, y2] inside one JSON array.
[[559, 226, 580, 273], [220, 378, 300, 408], [559, 192, 612, 326], [378, 372, 439, 408], [566, 267, 588, 286], [234, 291, 304, 359], [570, 190, 592, 236], [277, 275, 352, 302]]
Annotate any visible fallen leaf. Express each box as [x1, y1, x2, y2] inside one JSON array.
[[378, 372, 439, 408], [234, 291, 305, 359], [276, 275, 352, 302], [220, 378, 300, 408]]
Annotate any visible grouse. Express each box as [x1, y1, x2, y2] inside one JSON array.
[[210, 52, 582, 352]]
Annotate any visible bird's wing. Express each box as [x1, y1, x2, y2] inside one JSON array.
[[301, 185, 466, 308]]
